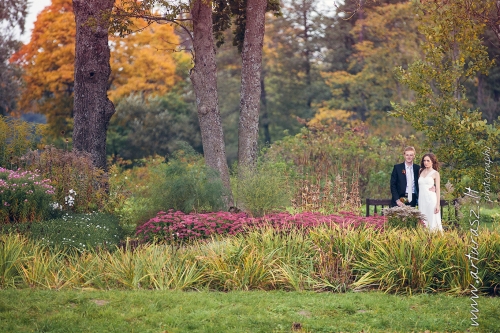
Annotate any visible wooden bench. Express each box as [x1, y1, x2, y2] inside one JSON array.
[[366, 198, 458, 219], [365, 199, 391, 217]]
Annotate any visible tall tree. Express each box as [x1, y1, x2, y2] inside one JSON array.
[[12, 0, 187, 140], [211, 0, 280, 170], [111, 0, 232, 194], [321, 2, 420, 119], [112, 0, 280, 174], [474, 29, 500, 123], [392, 0, 499, 195], [189, 0, 232, 193], [259, 0, 330, 141], [11, 0, 75, 136], [0, 0, 28, 115], [213, 1, 280, 157], [72, 0, 115, 169], [458, 0, 500, 123], [237, 0, 268, 169], [285, 0, 317, 108]]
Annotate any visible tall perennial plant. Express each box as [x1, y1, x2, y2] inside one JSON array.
[[21, 147, 108, 213], [0, 167, 55, 223]]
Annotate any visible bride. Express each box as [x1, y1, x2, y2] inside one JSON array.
[[418, 153, 444, 232]]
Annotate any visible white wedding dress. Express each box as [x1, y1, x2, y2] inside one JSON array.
[[418, 170, 443, 232]]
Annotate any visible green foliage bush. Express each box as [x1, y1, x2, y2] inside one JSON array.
[[155, 151, 227, 213], [110, 150, 227, 227], [0, 168, 56, 223], [28, 212, 123, 251], [232, 161, 295, 216], [480, 214, 494, 225], [382, 206, 426, 229], [107, 157, 167, 227], [0, 116, 45, 168]]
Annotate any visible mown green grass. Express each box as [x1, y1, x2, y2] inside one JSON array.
[[0, 290, 498, 333]]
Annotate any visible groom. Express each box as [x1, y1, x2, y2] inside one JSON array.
[[390, 146, 420, 207]]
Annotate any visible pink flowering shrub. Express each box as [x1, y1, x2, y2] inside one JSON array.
[[0, 167, 56, 223], [136, 210, 387, 242]]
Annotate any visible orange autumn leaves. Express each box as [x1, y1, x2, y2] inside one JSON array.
[[11, 0, 189, 117], [109, 21, 188, 102], [11, 0, 75, 114]]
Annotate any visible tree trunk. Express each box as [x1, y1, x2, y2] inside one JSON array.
[[190, 0, 232, 196], [260, 73, 271, 144], [238, 0, 267, 170], [72, 0, 115, 170]]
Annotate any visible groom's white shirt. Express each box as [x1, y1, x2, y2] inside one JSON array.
[[405, 163, 414, 196]]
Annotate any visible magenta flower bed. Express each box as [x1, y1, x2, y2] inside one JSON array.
[[136, 210, 387, 242]]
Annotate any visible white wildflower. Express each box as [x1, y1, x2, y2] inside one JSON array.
[[50, 202, 63, 210]]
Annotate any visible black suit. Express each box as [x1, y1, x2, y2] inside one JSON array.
[[390, 163, 420, 207]]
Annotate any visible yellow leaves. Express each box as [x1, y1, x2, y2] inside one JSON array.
[[109, 22, 189, 102], [321, 71, 353, 87], [353, 2, 419, 49], [354, 41, 377, 59], [318, 1, 422, 117], [307, 106, 355, 126], [12, 0, 75, 105], [12, 0, 189, 117]]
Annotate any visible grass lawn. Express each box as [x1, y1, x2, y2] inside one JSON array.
[[0, 290, 498, 333]]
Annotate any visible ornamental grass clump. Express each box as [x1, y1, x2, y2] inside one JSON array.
[[0, 233, 28, 288], [0, 167, 55, 223], [1, 227, 499, 293], [382, 205, 426, 229], [352, 228, 500, 295]]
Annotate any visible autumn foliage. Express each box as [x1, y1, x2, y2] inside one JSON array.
[[11, 0, 189, 138]]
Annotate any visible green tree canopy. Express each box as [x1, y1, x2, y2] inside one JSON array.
[[0, 0, 27, 115], [392, 0, 500, 197]]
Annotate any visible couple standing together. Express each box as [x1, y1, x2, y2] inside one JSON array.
[[390, 146, 444, 232]]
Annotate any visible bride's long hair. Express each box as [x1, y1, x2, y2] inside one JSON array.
[[419, 153, 439, 175]]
